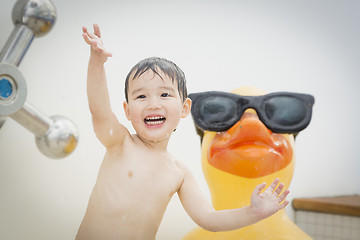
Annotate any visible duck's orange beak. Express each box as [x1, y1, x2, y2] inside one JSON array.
[[208, 111, 293, 178]]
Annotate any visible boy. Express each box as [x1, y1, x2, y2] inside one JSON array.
[[76, 24, 289, 240]]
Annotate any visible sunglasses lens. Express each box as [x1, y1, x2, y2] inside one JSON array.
[[264, 96, 307, 126], [199, 96, 237, 126]]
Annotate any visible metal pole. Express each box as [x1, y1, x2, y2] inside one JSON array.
[[0, 22, 53, 137], [0, 24, 35, 66], [11, 102, 53, 136]]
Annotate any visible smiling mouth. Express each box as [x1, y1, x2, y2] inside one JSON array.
[[144, 116, 166, 126]]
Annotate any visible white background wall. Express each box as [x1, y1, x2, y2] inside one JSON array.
[[1, 0, 359, 239]]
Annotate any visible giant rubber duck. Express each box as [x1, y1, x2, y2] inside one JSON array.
[[183, 86, 314, 240]]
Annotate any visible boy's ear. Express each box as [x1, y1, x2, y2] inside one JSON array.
[[181, 98, 192, 118], [123, 101, 131, 120]]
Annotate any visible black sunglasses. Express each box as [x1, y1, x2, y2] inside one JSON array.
[[189, 91, 315, 134]]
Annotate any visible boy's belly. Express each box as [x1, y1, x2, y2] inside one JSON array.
[[76, 181, 173, 240], [77, 211, 159, 240]]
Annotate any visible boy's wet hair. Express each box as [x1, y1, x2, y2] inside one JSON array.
[[125, 57, 187, 102]]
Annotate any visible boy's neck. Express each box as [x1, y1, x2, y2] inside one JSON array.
[[133, 134, 170, 152]]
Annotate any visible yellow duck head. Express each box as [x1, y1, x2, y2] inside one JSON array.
[[199, 86, 296, 209], [183, 86, 314, 240]]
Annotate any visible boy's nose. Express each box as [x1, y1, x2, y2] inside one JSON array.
[[147, 97, 161, 109]]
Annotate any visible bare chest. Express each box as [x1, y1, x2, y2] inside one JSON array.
[[92, 145, 184, 213]]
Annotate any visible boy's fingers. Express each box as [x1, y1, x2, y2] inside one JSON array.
[[278, 189, 290, 203], [267, 178, 280, 192], [82, 33, 92, 45], [93, 24, 101, 38], [280, 200, 289, 209], [254, 182, 266, 195], [82, 24, 111, 57], [82, 28, 97, 39], [274, 183, 284, 196], [87, 31, 97, 39]]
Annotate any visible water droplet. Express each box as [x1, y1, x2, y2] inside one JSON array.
[[110, 129, 113, 136], [122, 215, 126, 221]]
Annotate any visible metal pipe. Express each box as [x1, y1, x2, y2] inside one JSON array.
[[11, 102, 52, 137], [0, 24, 52, 137], [0, 24, 35, 66]]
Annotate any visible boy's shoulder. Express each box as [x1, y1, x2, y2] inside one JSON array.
[[170, 157, 192, 176]]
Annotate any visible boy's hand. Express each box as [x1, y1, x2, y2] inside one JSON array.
[[250, 178, 290, 219], [82, 24, 112, 61]]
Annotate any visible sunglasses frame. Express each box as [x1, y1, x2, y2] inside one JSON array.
[[189, 91, 314, 134]]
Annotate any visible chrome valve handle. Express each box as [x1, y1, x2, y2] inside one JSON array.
[[0, 0, 79, 159]]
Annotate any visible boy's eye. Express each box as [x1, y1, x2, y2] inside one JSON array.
[[137, 95, 146, 99], [161, 93, 170, 97]]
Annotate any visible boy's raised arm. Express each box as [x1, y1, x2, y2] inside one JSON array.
[[83, 24, 129, 149], [178, 165, 289, 232]]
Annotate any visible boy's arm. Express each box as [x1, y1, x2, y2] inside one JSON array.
[[83, 24, 129, 149], [177, 165, 289, 232]]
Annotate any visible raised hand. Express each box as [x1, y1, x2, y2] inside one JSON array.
[[250, 178, 290, 219], [82, 24, 112, 61]]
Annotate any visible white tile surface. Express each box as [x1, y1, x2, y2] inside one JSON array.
[[294, 210, 360, 240]]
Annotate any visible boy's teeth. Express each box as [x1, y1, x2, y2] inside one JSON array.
[[146, 117, 163, 120], [145, 116, 166, 125], [145, 116, 165, 120]]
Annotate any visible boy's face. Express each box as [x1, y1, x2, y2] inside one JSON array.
[[123, 70, 191, 143]]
